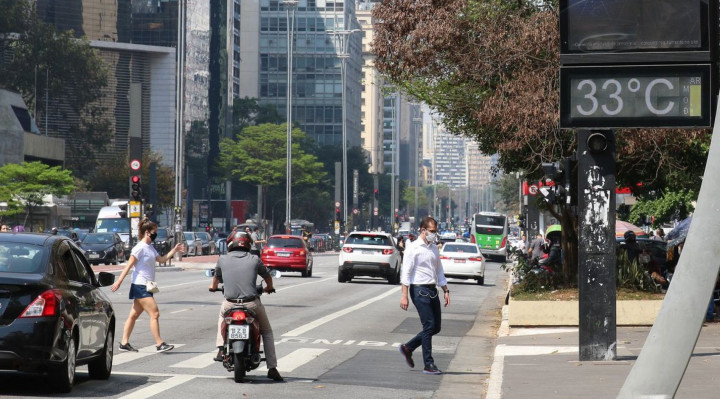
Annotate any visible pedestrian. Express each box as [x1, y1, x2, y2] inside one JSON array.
[[111, 218, 185, 353], [250, 226, 265, 256], [0, 225, 8, 232], [652, 228, 666, 242], [398, 216, 450, 375], [528, 233, 545, 264]]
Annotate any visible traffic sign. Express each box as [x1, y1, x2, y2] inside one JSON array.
[[353, 209, 359, 215], [373, 207, 378, 216], [335, 201, 341, 208], [130, 159, 141, 171], [129, 201, 142, 217], [529, 185, 539, 195]]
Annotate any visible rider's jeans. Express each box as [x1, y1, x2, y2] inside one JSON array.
[[216, 298, 278, 368]]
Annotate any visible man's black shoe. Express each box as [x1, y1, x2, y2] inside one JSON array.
[[399, 344, 414, 368], [267, 367, 284, 381], [423, 363, 442, 375], [213, 348, 223, 362]]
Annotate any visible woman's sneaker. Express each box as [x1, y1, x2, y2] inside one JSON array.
[[118, 342, 138, 352], [156, 342, 174, 352]]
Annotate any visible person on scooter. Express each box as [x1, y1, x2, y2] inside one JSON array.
[[209, 230, 283, 382]]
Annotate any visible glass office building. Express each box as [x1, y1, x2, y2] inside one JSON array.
[[237, 0, 362, 148]]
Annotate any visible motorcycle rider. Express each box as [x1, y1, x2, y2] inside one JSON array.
[[209, 230, 283, 382]]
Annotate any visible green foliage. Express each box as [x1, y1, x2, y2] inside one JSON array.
[[616, 250, 659, 293], [503, 256, 560, 294], [494, 173, 521, 216], [217, 123, 325, 188], [0, 161, 74, 217], [232, 97, 284, 138], [627, 190, 696, 228]]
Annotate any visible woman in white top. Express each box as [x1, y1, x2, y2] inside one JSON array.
[[111, 219, 184, 353]]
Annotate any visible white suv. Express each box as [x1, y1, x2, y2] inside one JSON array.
[[338, 231, 401, 284]]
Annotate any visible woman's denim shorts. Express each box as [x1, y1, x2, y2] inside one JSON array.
[[129, 283, 153, 299]]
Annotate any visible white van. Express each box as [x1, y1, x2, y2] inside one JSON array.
[[95, 206, 131, 251]]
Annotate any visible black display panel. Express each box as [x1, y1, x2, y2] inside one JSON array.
[[560, 0, 714, 63], [560, 64, 714, 128]]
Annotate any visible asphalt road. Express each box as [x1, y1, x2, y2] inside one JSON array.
[[0, 253, 508, 399]]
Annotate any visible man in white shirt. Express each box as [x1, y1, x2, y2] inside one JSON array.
[[398, 216, 450, 375]]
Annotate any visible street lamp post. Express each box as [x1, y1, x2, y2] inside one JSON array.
[[283, 0, 298, 234]]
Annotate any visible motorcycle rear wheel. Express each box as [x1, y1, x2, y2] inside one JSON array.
[[233, 353, 246, 383]]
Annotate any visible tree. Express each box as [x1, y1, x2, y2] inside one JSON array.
[[232, 97, 284, 138], [0, 0, 112, 179], [494, 173, 521, 216], [0, 161, 74, 226], [218, 123, 325, 187]]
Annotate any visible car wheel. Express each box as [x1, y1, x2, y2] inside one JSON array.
[[49, 335, 76, 393], [338, 271, 346, 283], [477, 276, 485, 285], [301, 264, 309, 278], [88, 328, 113, 379]]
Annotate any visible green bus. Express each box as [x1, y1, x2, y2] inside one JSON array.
[[470, 212, 508, 261]]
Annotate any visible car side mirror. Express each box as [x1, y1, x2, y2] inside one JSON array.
[[97, 271, 115, 287]]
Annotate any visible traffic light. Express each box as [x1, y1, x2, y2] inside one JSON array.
[[335, 205, 341, 222], [118, 203, 128, 218], [586, 130, 610, 154], [540, 157, 575, 205], [373, 189, 379, 200], [131, 175, 142, 202], [394, 213, 399, 223]]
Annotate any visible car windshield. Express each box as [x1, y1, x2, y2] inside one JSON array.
[[197, 232, 209, 242], [0, 243, 44, 273], [96, 218, 130, 234], [346, 234, 392, 246], [83, 234, 114, 244], [442, 244, 478, 253], [156, 229, 169, 239], [184, 232, 195, 240], [267, 237, 304, 248]]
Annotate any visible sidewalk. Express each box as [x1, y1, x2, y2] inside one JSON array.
[[489, 306, 720, 398]]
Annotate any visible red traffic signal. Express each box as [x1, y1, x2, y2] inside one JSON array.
[[130, 175, 142, 201]]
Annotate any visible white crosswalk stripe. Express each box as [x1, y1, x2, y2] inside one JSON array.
[[170, 350, 218, 369], [117, 375, 195, 399], [114, 344, 186, 366], [255, 348, 328, 373]]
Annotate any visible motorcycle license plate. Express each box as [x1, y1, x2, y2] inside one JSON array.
[[228, 325, 249, 340]]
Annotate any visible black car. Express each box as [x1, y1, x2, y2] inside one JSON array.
[[617, 237, 668, 274], [0, 233, 116, 392], [153, 227, 175, 257], [80, 232, 125, 265]]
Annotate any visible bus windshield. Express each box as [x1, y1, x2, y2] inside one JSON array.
[[475, 215, 506, 236]]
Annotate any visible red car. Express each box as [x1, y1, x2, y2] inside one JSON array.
[[261, 235, 313, 277]]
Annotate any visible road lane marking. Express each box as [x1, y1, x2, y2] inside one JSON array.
[[170, 308, 191, 314], [117, 375, 195, 399], [114, 344, 186, 365], [275, 277, 334, 292], [255, 348, 328, 373], [170, 351, 218, 369], [282, 286, 401, 337], [114, 370, 226, 379]]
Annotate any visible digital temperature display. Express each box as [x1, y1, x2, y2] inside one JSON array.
[[560, 64, 713, 128]]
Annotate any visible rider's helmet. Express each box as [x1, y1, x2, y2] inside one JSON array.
[[227, 230, 252, 252]]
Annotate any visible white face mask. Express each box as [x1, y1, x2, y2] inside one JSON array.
[[425, 231, 437, 243]]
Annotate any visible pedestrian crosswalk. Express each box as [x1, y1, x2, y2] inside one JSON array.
[[114, 344, 187, 366]]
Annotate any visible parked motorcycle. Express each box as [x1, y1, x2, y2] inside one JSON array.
[[206, 269, 280, 382]]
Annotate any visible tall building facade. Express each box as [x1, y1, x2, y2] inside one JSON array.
[[356, 2, 383, 174], [34, 0, 179, 171], [237, 0, 363, 148]]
